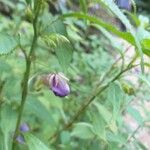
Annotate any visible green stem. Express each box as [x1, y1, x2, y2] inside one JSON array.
[[12, 1, 41, 149], [49, 62, 139, 142], [131, 0, 137, 15]]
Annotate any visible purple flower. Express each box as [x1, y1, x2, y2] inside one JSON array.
[[116, 0, 131, 10], [19, 123, 29, 132], [48, 73, 70, 97], [16, 135, 25, 144], [16, 123, 29, 144]]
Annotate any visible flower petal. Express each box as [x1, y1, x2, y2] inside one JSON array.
[[19, 123, 29, 132]]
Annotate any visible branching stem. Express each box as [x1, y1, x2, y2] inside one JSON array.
[[12, 1, 41, 149]]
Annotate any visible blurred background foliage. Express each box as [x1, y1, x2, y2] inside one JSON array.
[[0, 0, 150, 150]]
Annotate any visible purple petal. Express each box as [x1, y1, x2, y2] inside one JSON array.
[[16, 135, 25, 144], [116, 0, 131, 10], [19, 123, 29, 132], [50, 74, 70, 97]]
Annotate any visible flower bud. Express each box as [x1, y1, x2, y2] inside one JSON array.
[[48, 73, 70, 97]]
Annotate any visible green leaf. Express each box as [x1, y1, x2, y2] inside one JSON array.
[[41, 33, 73, 71], [107, 82, 124, 120], [55, 41, 73, 71], [41, 15, 73, 71], [94, 102, 117, 132], [0, 104, 17, 150], [92, 113, 107, 141], [106, 132, 127, 144], [62, 13, 135, 44], [141, 39, 150, 56], [125, 11, 140, 27], [24, 133, 50, 150], [24, 96, 55, 124], [71, 122, 95, 139], [0, 33, 18, 55], [127, 106, 144, 125], [94, 102, 111, 123], [25, 0, 31, 4], [43, 17, 67, 36], [136, 25, 150, 56], [60, 131, 71, 144]]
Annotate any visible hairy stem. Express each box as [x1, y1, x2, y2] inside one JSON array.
[[12, 1, 41, 149]]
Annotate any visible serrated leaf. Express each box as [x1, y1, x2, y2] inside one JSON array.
[[0, 33, 18, 55], [71, 122, 95, 139], [24, 133, 50, 150]]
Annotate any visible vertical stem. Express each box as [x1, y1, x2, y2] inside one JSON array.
[[12, 1, 41, 149]]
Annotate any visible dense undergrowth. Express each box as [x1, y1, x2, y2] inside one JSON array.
[[0, 0, 150, 150]]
